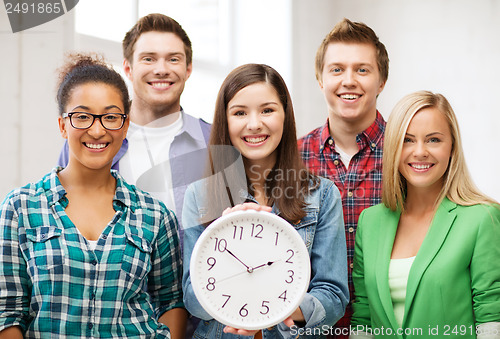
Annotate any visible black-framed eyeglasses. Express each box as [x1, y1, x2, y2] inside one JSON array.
[[62, 112, 127, 130]]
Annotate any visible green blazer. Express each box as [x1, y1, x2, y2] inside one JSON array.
[[351, 198, 500, 338]]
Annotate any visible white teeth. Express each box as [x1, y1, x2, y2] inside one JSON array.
[[151, 82, 171, 89], [85, 143, 107, 149], [411, 164, 431, 170], [245, 136, 267, 144], [340, 94, 360, 100]]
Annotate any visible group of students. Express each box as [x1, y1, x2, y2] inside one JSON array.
[[0, 12, 498, 339]]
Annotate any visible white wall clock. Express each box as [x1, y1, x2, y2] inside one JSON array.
[[190, 210, 311, 330]]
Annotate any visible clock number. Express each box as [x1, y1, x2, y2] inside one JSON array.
[[275, 232, 279, 246], [233, 225, 243, 240], [239, 304, 249, 317], [286, 249, 294, 263], [207, 257, 216, 270], [285, 270, 294, 284], [214, 237, 227, 252], [260, 300, 270, 315], [222, 294, 231, 308], [251, 223, 263, 238], [279, 290, 287, 302], [206, 277, 216, 291]]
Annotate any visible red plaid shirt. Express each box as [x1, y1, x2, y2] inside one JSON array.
[[298, 111, 386, 338]]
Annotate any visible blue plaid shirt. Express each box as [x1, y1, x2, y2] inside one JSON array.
[[0, 168, 184, 337]]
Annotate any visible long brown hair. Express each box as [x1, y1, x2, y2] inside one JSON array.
[[207, 64, 317, 223]]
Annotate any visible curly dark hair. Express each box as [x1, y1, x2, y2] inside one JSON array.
[[56, 52, 130, 115]]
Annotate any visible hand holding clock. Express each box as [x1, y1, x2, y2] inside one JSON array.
[[223, 316, 295, 336], [222, 202, 272, 215]]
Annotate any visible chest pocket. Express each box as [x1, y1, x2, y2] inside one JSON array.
[[25, 226, 65, 270], [121, 231, 153, 282], [292, 208, 318, 251]]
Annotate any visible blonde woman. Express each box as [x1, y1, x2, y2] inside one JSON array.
[[350, 91, 500, 338]]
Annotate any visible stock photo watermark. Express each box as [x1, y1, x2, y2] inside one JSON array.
[[290, 324, 499, 337], [3, 0, 79, 33]]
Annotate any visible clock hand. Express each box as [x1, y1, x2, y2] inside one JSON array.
[[251, 259, 281, 271], [215, 260, 279, 285], [212, 258, 280, 287], [252, 261, 275, 270], [216, 269, 250, 284], [225, 248, 253, 273]]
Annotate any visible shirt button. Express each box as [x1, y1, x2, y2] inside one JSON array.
[[347, 191, 353, 198], [91, 260, 97, 266], [350, 263, 354, 269], [102, 234, 107, 240], [371, 142, 376, 148], [41, 234, 46, 239], [328, 139, 334, 145], [348, 227, 354, 233], [333, 160, 339, 166], [88, 323, 93, 329]]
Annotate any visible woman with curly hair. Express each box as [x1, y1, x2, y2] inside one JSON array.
[[0, 53, 187, 338]]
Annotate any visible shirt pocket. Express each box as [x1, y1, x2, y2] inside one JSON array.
[[25, 226, 65, 271], [121, 231, 153, 283], [292, 208, 318, 251]]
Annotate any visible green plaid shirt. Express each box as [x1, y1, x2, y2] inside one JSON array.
[[0, 168, 184, 337]]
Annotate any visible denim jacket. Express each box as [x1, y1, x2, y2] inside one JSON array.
[[182, 176, 349, 338]]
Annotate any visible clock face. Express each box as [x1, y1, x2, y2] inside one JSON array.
[[190, 210, 311, 330]]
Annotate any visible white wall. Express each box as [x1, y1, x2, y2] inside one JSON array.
[[1, 0, 499, 201], [0, 10, 73, 198]]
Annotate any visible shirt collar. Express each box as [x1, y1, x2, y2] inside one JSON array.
[[237, 189, 282, 216], [179, 107, 206, 142], [362, 110, 386, 149], [112, 170, 134, 211], [321, 110, 386, 151], [43, 167, 133, 211], [319, 119, 332, 148], [113, 138, 128, 169], [42, 167, 68, 207]]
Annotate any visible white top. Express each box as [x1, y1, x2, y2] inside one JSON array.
[[388, 256, 416, 328], [351, 256, 500, 339], [335, 145, 354, 168], [119, 112, 183, 212], [86, 239, 98, 251], [74, 226, 98, 251]]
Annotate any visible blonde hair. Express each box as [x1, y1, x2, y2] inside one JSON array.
[[382, 90, 497, 211]]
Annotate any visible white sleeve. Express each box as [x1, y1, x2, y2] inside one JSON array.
[[477, 322, 500, 339], [349, 330, 375, 339]]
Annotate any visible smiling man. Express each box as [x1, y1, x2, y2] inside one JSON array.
[[123, 22, 192, 125], [298, 18, 389, 338], [117, 14, 211, 231]]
